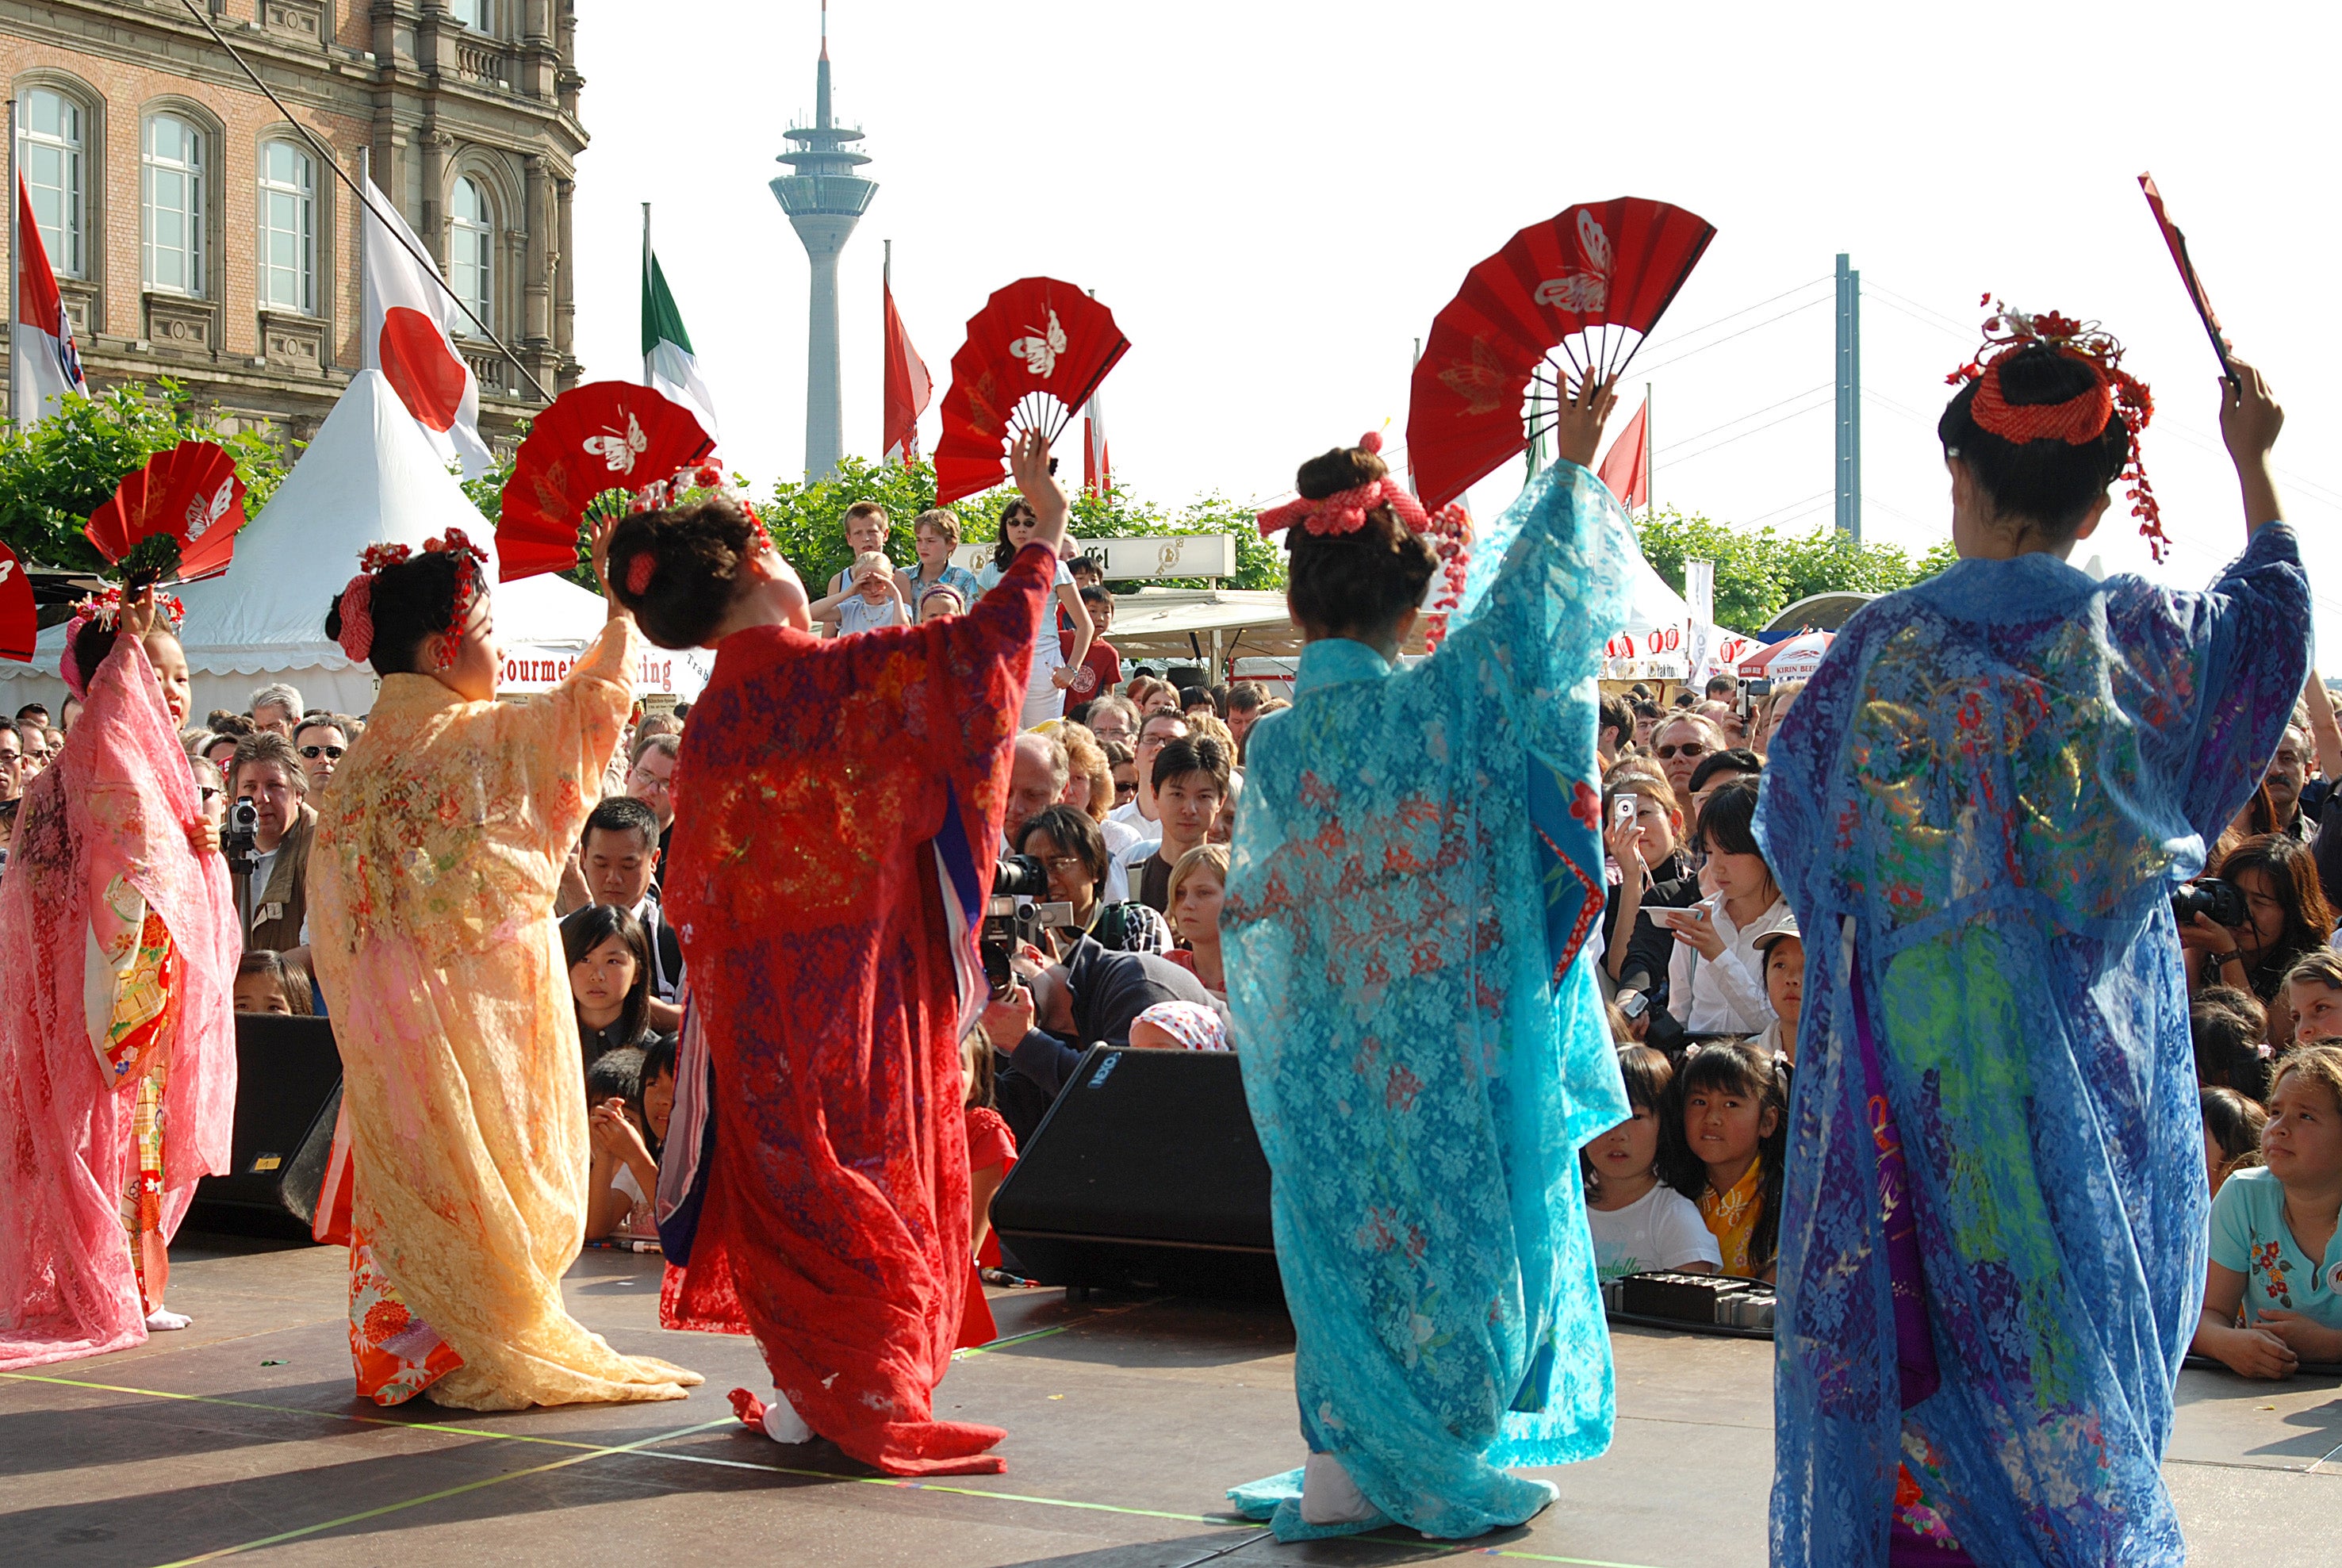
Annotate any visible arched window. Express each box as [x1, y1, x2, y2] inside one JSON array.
[[257, 141, 316, 312], [18, 88, 86, 278], [448, 176, 493, 335], [142, 113, 205, 295]]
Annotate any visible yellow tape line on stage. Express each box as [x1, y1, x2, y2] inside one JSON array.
[[4, 1369, 1668, 1568]]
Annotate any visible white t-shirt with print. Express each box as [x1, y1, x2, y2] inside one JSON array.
[[1586, 1183, 1722, 1281]]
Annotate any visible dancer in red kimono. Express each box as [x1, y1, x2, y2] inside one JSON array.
[[611, 432, 1067, 1476]]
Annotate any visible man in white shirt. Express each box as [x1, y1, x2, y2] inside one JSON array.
[[1109, 711, 1189, 834]]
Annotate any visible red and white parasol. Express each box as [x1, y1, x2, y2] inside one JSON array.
[[1738, 631, 1834, 682]]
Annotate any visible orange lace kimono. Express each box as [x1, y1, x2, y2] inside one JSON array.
[[308, 615, 699, 1409]]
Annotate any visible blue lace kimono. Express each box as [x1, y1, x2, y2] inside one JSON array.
[[1754, 523, 2310, 1567], [1223, 460, 1633, 1541]]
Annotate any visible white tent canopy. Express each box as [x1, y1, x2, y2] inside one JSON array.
[[0, 371, 695, 719]]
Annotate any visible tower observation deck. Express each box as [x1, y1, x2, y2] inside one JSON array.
[[771, 8, 875, 480]]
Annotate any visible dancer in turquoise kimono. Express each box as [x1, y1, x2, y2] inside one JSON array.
[[1755, 308, 2311, 1567], [1223, 375, 1632, 1541]]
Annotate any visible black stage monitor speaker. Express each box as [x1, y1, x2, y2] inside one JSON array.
[[191, 1013, 342, 1236], [990, 1045, 1281, 1300]]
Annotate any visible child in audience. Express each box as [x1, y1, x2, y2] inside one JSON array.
[[561, 903, 659, 1064], [1658, 776, 1791, 1040], [2194, 1045, 2342, 1378], [2201, 1086, 2267, 1196], [1754, 921, 1803, 1064], [958, 1032, 1019, 1347], [2283, 949, 2342, 1047], [1163, 843, 1229, 1003], [904, 508, 982, 611], [833, 551, 909, 636], [585, 1046, 659, 1244], [1584, 1045, 1720, 1279], [919, 584, 965, 623], [233, 949, 316, 1016], [1662, 1039, 1788, 1280], [2193, 988, 2273, 1098]]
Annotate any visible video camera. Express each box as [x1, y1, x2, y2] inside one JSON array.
[[981, 853, 1077, 995], [221, 796, 262, 875]]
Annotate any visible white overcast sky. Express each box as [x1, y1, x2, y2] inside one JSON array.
[[571, 1, 2342, 646]]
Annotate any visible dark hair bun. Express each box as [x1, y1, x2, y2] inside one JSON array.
[[1285, 440, 1437, 642], [609, 496, 764, 650], [324, 549, 464, 677], [1938, 344, 2129, 541]]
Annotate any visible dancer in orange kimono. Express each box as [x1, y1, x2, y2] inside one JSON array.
[[307, 523, 699, 1409], [612, 433, 1065, 1475], [0, 588, 240, 1367]]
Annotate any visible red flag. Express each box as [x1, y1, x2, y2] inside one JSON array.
[[882, 268, 932, 465], [1596, 397, 1649, 511], [13, 173, 88, 425], [1082, 389, 1110, 496]]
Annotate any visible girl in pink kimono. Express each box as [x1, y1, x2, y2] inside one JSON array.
[[0, 588, 240, 1367]]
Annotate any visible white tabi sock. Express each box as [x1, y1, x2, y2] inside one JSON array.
[[144, 1307, 193, 1332], [761, 1391, 815, 1444], [1299, 1451, 1379, 1526]]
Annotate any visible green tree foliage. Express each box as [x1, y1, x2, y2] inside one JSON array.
[[1631, 504, 1955, 631], [0, 383, 293, 577]]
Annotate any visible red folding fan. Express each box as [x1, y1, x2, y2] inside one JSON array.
[[497, 381, 714, 581], [1407, 199, 1716, 509], [933, 278, 1129, 505], [0, 541, 36, 662], [83, 440, 247, 584]]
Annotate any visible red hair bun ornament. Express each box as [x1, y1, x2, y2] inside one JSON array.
[[1254, 430, 1474, 653], [1948, 298, 2163, 559]]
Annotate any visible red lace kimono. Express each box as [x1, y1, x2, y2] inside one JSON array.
[[661, 542, 1048, 1475]]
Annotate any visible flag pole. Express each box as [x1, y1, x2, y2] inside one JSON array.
[[1644, 382, 1654, 520], [6, 97, 18, 429]]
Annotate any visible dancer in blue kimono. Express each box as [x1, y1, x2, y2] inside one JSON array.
[[1223, 374, 1632, 1541], [1755, 307, 2311, 1567]]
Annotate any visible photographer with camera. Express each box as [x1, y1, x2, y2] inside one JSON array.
[[2182, 834, 2334, 1028], [226, 731, 315, 962]]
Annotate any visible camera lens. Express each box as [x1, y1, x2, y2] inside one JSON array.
[[992, 853, 1049, 899]]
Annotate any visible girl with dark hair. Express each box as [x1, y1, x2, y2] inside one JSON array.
[[605, 433, 1068, 1476], [0, 588, 239, 1365], [976, 494, 1093, 726], [307, 519, 698, 1413], [2199, 1085, 2267, 1197], [1660, 1040, 1788, 1280], [1755, 309, 2310, 1566], [561, 903, 658, 1062], [1583, 1045, 1719, 1279], [1223, 376, 1635, 1541], [2189, 833, 2335, 1010], [1658, 775, 1790, 1039]]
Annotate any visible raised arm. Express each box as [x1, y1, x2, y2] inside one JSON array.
[[2220, 360, 2283, 537]]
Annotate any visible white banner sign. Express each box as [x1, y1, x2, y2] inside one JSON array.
[[949, 534, 1236, 582]]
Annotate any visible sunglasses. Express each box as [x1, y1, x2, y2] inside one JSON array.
[[299, 744, 345, 760], [1653, 742, 1709, 760], [199, 785, 221, 802], [1114, 780, 1139, 796]]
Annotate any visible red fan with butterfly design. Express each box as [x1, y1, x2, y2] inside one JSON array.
[[497, 381, 715, 581], [1407, 199, 1717, 509], [934, 278, 1129, 505], [83, 440, 247, 584], [0, 541, 36, 662]]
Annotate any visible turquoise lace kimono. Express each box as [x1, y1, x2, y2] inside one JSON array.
[[1223, 459, 1633, 1541], [1754, 523, 2310, 1567]]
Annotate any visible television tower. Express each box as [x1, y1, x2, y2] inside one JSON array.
[[772, 2, 876, 481]]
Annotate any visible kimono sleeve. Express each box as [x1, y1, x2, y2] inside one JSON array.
[[1428, 458, 1634, 763], [508, 615, 638, 852], [2116, 523, 2311, 849], [920, 542, 1048, 814]]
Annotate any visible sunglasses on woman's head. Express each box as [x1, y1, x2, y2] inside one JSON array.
[[299, 744, 345, 760]]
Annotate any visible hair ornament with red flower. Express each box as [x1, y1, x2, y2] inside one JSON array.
[[1947, 297, 2164, 558], [58, 587, 186, 700], [335, 528, 489, 663], [1255, 431, 1432, 540]]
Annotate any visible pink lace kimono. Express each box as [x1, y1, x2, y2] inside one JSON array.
[[0, 635, 239, 1368]]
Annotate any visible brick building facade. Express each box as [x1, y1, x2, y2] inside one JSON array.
[[0, 1, 585, 447]]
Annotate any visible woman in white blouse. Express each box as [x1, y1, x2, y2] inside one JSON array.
[[1661, 776, 1790, 1037]]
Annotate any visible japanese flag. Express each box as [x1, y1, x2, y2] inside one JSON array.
[[359, 175, 491, 477]]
